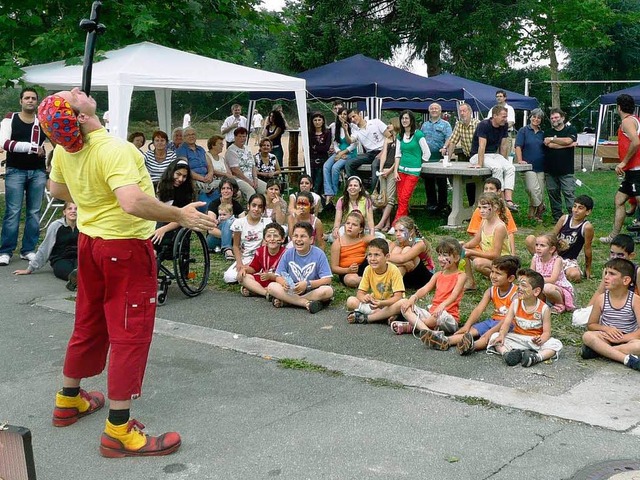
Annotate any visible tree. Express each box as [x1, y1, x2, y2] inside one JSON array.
[[513, 0, 617, 107], [563, 0, 640, 105], [0, 0, 263, 86]]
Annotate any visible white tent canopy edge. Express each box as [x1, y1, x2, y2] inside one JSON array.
[[21, 41, 311, 172]]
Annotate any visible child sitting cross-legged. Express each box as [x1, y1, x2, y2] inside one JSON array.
[[345, 238, 405, 324], [530, 233, 575, 314], [435, 255, 521, 354], [266, 221, 334, 314], [394, 238, 466, 342], [581, 258, 640, 371], [487, 269, 563, 367], [237, 222, 286, 298]]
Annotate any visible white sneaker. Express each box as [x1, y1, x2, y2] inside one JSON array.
[[20, 252, 36, 262], [0, 254, 10, 266], [387, 227, 395, 235]]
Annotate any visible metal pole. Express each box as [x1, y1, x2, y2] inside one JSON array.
[[80, 1, 106, 95], [523, 77, 530, 127]]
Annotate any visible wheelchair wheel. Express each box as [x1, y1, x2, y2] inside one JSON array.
[[173, 228, 210, 297]]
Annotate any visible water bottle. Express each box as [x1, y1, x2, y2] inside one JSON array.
[[281, 272, 296, 294]]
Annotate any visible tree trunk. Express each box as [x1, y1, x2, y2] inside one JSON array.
[[424, 43, 441, 77], [548, 44, 561, 108]]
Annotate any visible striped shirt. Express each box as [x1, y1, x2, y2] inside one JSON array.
[[144, 149, 177, 183], [447, 118, 480, 157], [601, 290, 639, 334]]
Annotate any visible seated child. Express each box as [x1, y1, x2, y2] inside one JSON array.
[[487, 268, 563, 367], [267, 221, 334, 314], [467, 177, 517, 256], [345, 238, 405, 324], [463, 192, 510, 291], [388, 216, 434, 290], [530, 234, 575, 314], [525, 195, 594, 282], [330, 211, 374, 287], [238, 222, 286, 298], [581, 258, 640, 370], [430, 256, 520, 354], [288, 191, 325, 249], [224, 193, 270, 284], [393, 238, 466, 341], [573, 234, 640, 326]]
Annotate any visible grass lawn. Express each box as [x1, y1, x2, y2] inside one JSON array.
[[1, 166, 619, 347], [204, 167, 621, 347]]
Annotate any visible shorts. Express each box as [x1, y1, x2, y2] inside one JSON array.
[[338, 259, 368, 286], [487, 332, 563, 359], [619, 169, 640, 197], [473, 318, 514, 336], [413, 304, 458, 335], [562, 258, 582, 277]]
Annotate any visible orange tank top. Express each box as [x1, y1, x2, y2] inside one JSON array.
[[511, 298, 547, 336], [490, 284, 518, 322], [430, 271, 464, 320], [339, 239, 367, 268]]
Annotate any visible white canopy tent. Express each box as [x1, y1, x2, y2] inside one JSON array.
[[21, 41, 311, 171]]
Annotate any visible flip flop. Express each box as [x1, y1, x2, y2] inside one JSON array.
[[272, 298, 284, 308], [240, 286, 252, 297], [224, 249, 235, 261]]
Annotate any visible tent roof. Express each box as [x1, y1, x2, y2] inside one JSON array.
[[251, 54, 463, 101], [21, 41, 306, 92], [600, 85, 640, 105], [383, 72, 538, 112]]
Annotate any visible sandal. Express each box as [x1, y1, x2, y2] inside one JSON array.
[[306, 300, 324, 314], [347, 311, 368, 324], [506, 200, 519, 212], [224, 249, 235, 261], [240, 286, 252, 297], [265, 292, 273, 303], [390, 321, 412, 335], [272, 298, 284, 308]]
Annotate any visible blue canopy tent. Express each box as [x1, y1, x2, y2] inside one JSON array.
[[383, 73, 538, 115], [249, 54, 464, 119]]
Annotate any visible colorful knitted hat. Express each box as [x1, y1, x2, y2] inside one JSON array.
[[37, 95, 84, 153]]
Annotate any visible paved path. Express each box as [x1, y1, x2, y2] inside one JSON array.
[[2, 262, 640, 479]]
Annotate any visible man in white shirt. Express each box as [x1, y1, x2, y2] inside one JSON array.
[[495, 90, 515, 130], [221, 104, 249, 147], [342, 109, 387, 186], [251, 108, 264, 145], [182, 110, 191, 129]]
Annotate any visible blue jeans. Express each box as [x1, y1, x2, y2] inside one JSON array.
[[323, 153, 347, 196], [0, 167, 46, 256], [206, 217, 234, 251]]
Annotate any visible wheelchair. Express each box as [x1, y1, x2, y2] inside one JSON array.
[[156, 227, 211, 305]]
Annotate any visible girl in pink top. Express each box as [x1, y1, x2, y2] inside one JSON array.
[[531, 233, 575, 314]]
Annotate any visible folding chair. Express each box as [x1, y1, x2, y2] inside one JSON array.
[[40, 187, 65, 230]]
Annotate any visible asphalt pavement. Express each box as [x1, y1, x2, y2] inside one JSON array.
[[1, 260, 640, 479]]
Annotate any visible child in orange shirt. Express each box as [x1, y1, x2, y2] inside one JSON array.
[[488, 268, 563, 367], [394, 238, 466, 342]]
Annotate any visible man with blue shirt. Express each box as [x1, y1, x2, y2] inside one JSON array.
[[515, 108, 546, 221], [420, 103, 452, 215]]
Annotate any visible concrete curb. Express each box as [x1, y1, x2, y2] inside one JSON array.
[[36, 295, 640, 433]]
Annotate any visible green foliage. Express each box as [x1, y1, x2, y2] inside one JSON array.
[[0, 0, 268, 86]]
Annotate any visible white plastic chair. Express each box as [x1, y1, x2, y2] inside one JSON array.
[[40, 187, 65, 230]]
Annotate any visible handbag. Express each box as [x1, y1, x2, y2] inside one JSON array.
[[370, 179, 387, 208]]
